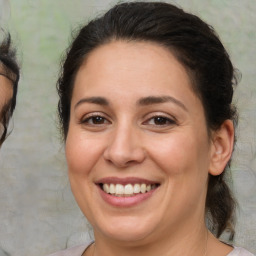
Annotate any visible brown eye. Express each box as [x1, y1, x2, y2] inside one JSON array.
[[153, 116, 169, 125], [82, 115, 110, 125], [146, 116, 176, 126], [90, 116, 105, 124]]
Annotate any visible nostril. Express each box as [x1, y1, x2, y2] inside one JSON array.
[[104, 147, 146, 168]]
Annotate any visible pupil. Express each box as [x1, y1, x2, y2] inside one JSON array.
[[155, 117, 166, 124], [94, 116, 104, 124]]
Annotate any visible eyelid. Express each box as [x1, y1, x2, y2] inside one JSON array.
[[142, 112, 177, 127], [143, 112, 177, 122], [79, 112, 111, 124]]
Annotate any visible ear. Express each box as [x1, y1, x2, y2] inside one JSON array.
[[209, 120, 234, 176]]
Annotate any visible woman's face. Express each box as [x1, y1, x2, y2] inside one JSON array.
[[66, 41, 215, 243]]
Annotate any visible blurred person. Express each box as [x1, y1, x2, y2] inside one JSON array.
[[0, 33, 19, 146]]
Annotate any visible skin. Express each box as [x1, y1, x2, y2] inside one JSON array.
[[0, 73, 13, 127], [65, 41, 234, 256]]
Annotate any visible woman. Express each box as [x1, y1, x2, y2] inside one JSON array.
[[49, 2, 254, 256], [0, 33, 19, 146]]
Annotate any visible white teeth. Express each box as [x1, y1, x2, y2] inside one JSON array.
[[124, 184, 133, 195], [116, 184, 124, 195], [102, 183, 157, 196], [103, 184, 109, 193], [109, 184, 115, 194], [140, 184, 146, 193], [133, 184, 141, 194]]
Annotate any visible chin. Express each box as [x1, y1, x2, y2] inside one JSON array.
[[94, 215, 157, 243]]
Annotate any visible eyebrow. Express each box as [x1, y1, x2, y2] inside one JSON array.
[[75, 97, 109, 109], [137, 96, 188, 111], [74, 95, 187, 111]]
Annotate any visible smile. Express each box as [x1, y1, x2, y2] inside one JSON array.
[[101, 183, 158, 197], [96, 177, 160, 206]]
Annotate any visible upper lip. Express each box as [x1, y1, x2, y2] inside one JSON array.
[[95, 177, 160, 185]]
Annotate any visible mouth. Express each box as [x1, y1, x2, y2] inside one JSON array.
[[99, 183, 159, 197], [96, 178, 160, 207], [96, 177, 160, 200]]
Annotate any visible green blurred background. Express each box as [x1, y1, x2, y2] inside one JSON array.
[[0, 0, 255, 255]]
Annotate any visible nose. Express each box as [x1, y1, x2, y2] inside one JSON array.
[[103, 125, 146, 168]]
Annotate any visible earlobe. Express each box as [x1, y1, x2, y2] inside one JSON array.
[[209, 120, 234, 176]]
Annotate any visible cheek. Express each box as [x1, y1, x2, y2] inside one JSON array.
[[65, 131, 103, 217], [146, 130, 211, 177], [65, 131, 103, 176]]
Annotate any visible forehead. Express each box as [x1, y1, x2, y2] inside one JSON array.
[[74, 40, 194, 97]]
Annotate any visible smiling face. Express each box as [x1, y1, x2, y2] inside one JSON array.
[[66, 41, 215, 244]]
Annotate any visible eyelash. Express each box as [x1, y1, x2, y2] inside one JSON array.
[[80, 113, 176, 128], [143, 115, 176, 127], [80, 113, 111, 126]]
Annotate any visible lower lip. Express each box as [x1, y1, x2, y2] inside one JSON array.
[[97, 186, 157, 207]]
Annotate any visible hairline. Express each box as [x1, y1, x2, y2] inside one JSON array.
[[64, 38, 212, 138]]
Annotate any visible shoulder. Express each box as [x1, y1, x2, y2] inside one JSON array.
[[46, 241, 93, 256], [227, 247, 255, 256]]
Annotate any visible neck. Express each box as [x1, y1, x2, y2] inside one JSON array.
[[91, 224, 209, 256]]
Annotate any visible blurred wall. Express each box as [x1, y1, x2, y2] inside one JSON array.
[[0, 0, 255, 255]]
